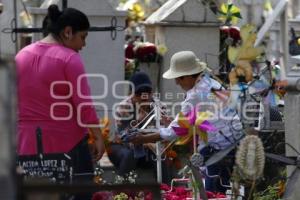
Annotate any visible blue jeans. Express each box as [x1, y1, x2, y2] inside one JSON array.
[[108, 143, 173, 183], [108, 143, 137, 175]]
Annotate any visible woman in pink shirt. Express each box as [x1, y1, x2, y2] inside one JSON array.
[[16, 5, 105, 178]]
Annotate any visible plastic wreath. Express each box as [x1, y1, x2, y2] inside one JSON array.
[[172, 108, 216, 145], [235, 135, 265, 181], [218, 3, 242, 25]]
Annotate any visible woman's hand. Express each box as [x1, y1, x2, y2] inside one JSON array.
[[130, 133, 146, 145], [92, 136, 105, 162], [89, 128, 105, 162], [161, 115, 173, 126]]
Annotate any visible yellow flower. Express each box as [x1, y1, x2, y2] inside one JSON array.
[[218, 3, 242, 25], [157, 44, 168, 56], [264, 0, 273, 12], [128, 3, 145, 22], [19, 11, 33, 27]]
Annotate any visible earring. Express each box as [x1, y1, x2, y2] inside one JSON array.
[[68, 34, 72, 40], [65, 34, 71, 40]]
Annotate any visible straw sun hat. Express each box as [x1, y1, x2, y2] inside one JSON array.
[[163, 51, 211, 79]]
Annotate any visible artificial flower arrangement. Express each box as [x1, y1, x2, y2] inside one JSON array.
[[125, 42, 167, 63], [218, 2, 242, 82], [88, 117, 114, 159], [164, 149, 183, 170], [92, 190, 153, 200], [124, 42, 168, 79], [218, 2, 242, 26], [92, 183, 228, 200], [161, 183, 227, 200]]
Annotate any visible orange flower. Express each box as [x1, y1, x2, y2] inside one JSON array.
[[94, 175, 103, 185], [166, 150, 177, 159], [100, 117, 110, 140], [88, 117, 111, 147], [277, 180, 285, 197]]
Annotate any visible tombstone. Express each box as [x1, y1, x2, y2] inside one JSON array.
[[29, 0, 127, 119], [143, 0, 220, 103]]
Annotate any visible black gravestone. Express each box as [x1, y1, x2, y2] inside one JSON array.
[[17, 127, 72, 183]]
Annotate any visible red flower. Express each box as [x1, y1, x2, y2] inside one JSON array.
[[160, 183, 170, 191], [134, 42, 157, 62], [215, 192, 226, 198], [174, 186, 188, 196], [220, 26, 241, 43], [228, 26, 240, 41], [125, 43, 135, 59], [164, 193, 180, 200], [92, 192, 112, 200], [206, 191, 226, 199], [145, 192, 153, 200], [206, 191, 215, 198]]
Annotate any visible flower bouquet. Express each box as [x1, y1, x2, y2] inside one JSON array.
[[161, 183, 228, 200]]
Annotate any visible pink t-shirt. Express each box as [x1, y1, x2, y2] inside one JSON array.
[[16, 41, 98, 155]]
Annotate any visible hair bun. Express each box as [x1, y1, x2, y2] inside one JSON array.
[[48, 4, 61, 22]]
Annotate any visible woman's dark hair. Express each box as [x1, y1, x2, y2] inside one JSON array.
[[42, 15, 49, 37], [45, 4, 90, 37]]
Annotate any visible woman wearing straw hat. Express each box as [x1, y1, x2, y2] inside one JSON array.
[[131, 51, 242, 193]]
